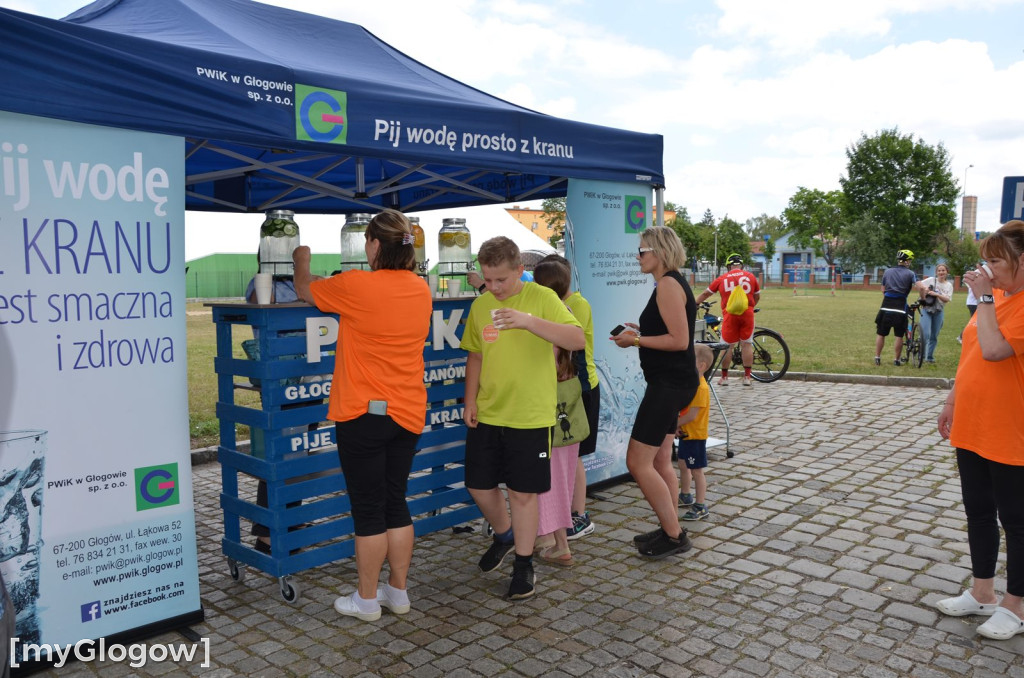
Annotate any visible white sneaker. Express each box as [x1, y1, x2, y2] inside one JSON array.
[[717, 376, 728, 386], [377, 584, 411, 615], [334, 592, 381, 621], [742, 376, 752, 386]]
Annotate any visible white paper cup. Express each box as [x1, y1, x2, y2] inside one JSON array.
[[981, 263, 993, 279], [490, 308, 503, 328], [447, 278, 462, 297], [428, 273, 439, 295], [254, 273, 273, 304]]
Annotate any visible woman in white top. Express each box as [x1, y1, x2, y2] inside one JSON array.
[[916, 263, 955, 363]]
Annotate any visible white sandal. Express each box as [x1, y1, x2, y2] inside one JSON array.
[[934, 590, 998, 617], [977, 607, 1024, 640]]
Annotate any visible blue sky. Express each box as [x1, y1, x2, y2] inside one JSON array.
[[10, 0, 1024, 258]]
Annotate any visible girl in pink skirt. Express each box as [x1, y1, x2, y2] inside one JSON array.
[[534, 261, 581, 566]]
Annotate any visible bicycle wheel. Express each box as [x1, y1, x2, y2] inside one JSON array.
[[909, 322, 925, 368], [747, 329, 790, 383]]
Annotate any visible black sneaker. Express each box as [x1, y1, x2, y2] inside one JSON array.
[[478, 536, 514, 573], [632, 527, 664, 546], [566, 511, 595, 541], [637, 529, 692, 560], [507, 560, 535, 600]]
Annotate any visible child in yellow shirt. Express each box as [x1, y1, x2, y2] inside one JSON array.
[[677, 343, 713, 521]]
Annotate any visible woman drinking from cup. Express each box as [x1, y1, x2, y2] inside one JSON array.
[[935, 220, 1024, 640]]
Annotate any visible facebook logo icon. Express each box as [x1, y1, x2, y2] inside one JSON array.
[[80, 601, 102, 622]]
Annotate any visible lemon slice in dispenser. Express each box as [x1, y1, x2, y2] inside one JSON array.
[[453, 233, 469, 248]]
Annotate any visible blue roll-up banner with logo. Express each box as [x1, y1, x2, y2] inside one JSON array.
[[0, 111, 201, 649], [565, 179, 654, 484]]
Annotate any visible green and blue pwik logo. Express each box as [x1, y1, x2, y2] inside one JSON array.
[[624, 195, 647, 233], [134, 463, 179, 511], [295, 84, 348, 144]]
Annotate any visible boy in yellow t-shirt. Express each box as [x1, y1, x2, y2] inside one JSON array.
[[677, 343, 714, 521], [460, 237, 583, 601]]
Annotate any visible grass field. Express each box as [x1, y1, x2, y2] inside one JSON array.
[[185, 286, 967, 448]]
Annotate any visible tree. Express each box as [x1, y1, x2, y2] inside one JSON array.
[[762, 237, 777, 272], [743, 214, 782, 274], [715, 216, 750, 267], [744, 214, 786, 241], [834, 215, 886, 273], [542, 197, 566, 246], [840, 128, 958, 268], [669, 209, 702, 266], [782, 188, 845, 267], [695, 209, 717, 268], [934, 229, 980, 277]]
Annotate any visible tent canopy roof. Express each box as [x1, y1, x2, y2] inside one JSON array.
[[0, 0, 663, 214]]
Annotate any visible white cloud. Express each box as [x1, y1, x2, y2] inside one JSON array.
[[17, 0, 1024, 236], [690, 134, 717, 148], [713, 0, 1024, 52]]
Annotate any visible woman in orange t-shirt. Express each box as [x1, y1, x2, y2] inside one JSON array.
[[293, 209, 431, 622], [935, 220, 1024, 640]]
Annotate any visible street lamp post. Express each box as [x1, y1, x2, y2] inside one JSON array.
[[963, 164, 974, 197], [713, 228, 719, 277]]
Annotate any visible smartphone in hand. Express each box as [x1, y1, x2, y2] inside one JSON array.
[[610, 324, 626, 336]]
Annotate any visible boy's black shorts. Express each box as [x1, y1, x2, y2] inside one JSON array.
[[465, 423, 551, 494]]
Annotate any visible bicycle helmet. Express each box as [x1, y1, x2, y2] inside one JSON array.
[[896, 249, 914, 262], [726, 253, 743, 266]]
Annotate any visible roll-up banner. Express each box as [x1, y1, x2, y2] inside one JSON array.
[[0, 111, 201, 652], [565, 179, 654, 484]]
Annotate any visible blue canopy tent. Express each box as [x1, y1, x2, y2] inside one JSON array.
[[0, 0, 664, 214]]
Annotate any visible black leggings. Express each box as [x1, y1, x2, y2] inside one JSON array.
[[336, 415, 419, 537], [957, 448, 1024, 596]]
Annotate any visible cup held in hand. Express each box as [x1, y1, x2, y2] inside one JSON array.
[[254, 273, 273, 304]]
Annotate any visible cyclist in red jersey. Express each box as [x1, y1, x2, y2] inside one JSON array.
[[695, 254, 761, 386]]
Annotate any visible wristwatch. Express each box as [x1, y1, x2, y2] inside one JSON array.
[[978, 294, 994, 304]]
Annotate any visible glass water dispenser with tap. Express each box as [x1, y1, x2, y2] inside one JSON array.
[[258, 210, 300, 277], [437, 217, 473, 285]]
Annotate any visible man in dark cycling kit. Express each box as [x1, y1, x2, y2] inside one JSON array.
[[874, 249, 917, 366]]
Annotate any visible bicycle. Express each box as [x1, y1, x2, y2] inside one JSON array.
[[697, 301, 791, 383], [901, 301, 925, 368]]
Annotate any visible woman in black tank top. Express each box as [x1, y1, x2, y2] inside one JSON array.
[[611, 226, 698, 559]]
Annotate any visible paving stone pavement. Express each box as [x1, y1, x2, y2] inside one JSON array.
[[37, 379, 1024, 677]]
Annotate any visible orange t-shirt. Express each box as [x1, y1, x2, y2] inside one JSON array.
[[310, 270, 432, 434], [949, 290, 1024, 465]]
